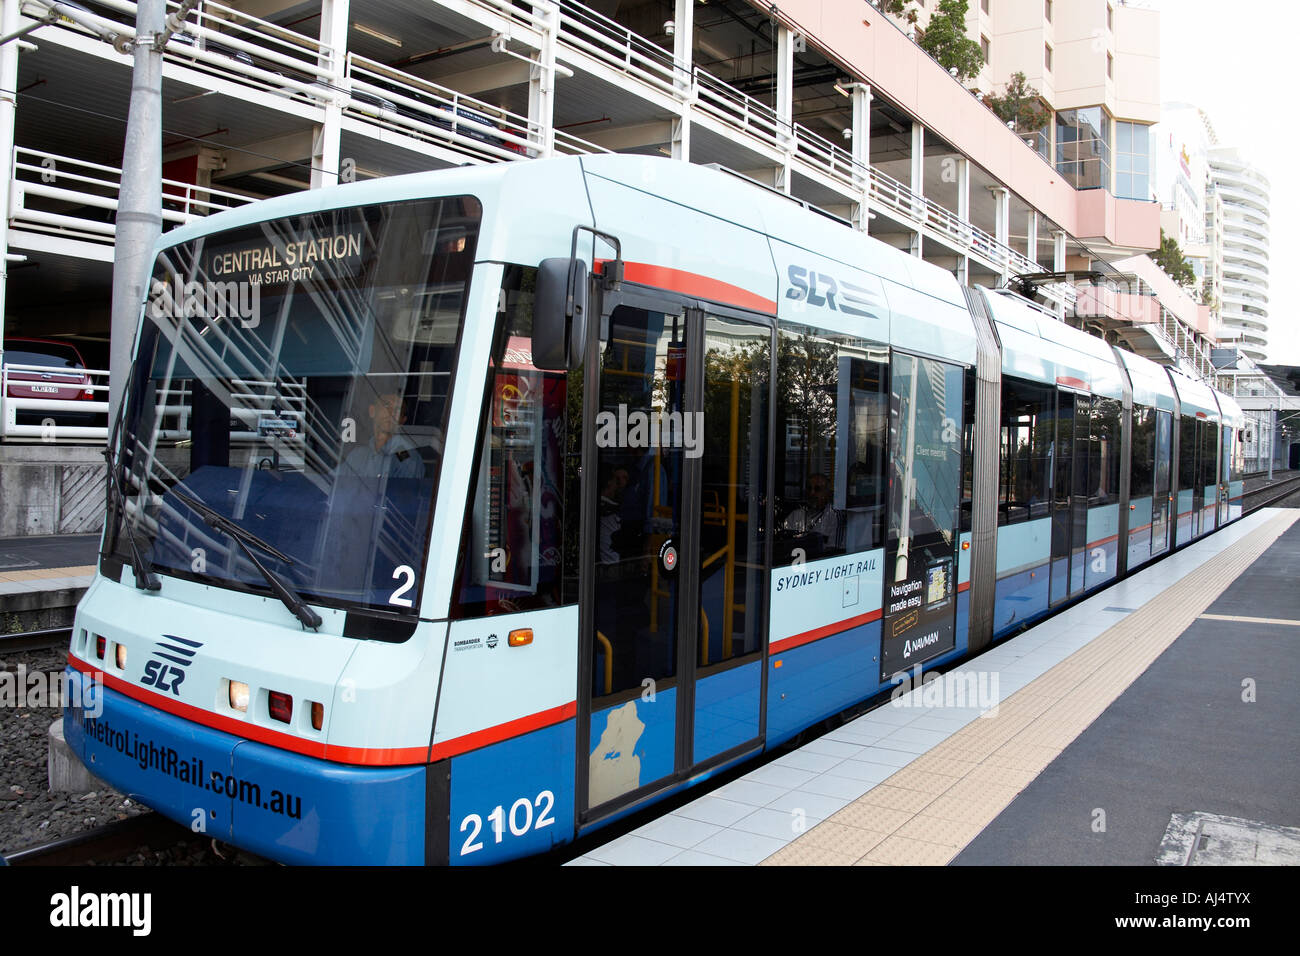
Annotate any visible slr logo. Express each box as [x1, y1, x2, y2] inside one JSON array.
[[140, 635, 203, 696], [785, 264, 879, 320]]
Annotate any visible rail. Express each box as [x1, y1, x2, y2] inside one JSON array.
[[1, 364, 110, 442], [32, 0, 335, 105], [345, 54, 607, 162], [10, 146, 254, 245]]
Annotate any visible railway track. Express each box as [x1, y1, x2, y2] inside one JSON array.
[[2, 812, 193, 866], [1244, 474, 1300, 512], [0, 626, 72, 655]]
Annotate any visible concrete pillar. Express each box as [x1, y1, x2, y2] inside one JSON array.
[[1026, 210, 1039, 268], [311, 0, 350, 188], [910, 121, 925, 214], [1053, 229, 1067, 272], [673, 0, 693, 93], [0, 0, 21, 358], [671, 115, 690, 161], [670, 0, 692, 159], [529, 1, 558, 157], [955, 157, 970, 221], [990, 187, 1010, 279], [849, 82, 872, 232], [775, 26, 794, 191]]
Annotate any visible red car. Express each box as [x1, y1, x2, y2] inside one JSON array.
[[2, 337, 99, 425]]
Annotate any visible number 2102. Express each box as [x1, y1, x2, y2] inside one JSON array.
[[459, 790, 555, 856]]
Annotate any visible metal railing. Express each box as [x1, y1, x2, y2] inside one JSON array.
[[557, 1, 682, 97], [34, 0, 334, 105], [0, 364, 110, 442], [344, 54, 607, 162], [9, 147, 255, 245]]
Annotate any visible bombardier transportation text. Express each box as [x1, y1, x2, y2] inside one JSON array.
[[81, 716, 301, 820]]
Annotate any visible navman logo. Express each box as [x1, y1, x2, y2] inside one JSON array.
[[785, 264, 879, 319], [140, 635, 202, 696]]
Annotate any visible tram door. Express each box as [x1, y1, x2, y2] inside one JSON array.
[[1151, 410, 1172, 556], [578, 293, 770, 821], [880, 353, 964, 682], [1190, 419, 1206, 538], [1049, 391, 1090, 607]]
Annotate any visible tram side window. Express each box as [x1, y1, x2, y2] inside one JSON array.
[[1089, 397, 1122, 503], [961, 367, 976, 533], [452, 265, 578, 617], [1178, 414, 1197, 496], [997, 376, 1054, 525], [773, 322, 888, 563], [1131, 406, 1154, 498]]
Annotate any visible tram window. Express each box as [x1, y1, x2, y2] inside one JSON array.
[[997, 376, 1053, 525], [1131, 406, 1155, 498], [960, 368, 975, 533], [773, 322, 888, 563], [1090, 397, 1122, 503], [1178, 415, 1197, 494], [452, 265, 578, 617]]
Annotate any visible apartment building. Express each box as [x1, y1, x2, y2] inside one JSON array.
[[1209, 146, 1271, 364], [0, 0, 1189, 390]]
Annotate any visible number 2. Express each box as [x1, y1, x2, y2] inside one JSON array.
[[459, 814, 483, 855], [389, 565, 415, 607]]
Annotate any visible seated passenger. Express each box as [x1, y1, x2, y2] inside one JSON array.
[[783, 473, 843, 554]]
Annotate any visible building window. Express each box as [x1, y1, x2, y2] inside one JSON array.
[[1056, 107, 1111, 190], [1045, 0, 1052, 22], [981, 34, 990, 60], [1107, 52, 1114, 79], [1044, 43, 1053, 71], [1115, 121, 1151, 200], [1107, 4, 1114, 30], [982, 0, 990, 13]]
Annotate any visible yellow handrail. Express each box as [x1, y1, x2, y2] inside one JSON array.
[[595, 631, 613, 696]]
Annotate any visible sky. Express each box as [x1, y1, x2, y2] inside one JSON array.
[[1158, 0, 1299, 365]]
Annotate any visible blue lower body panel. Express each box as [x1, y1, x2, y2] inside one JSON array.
[[63, 670, 427, 865], [993, 562, 1050, 638]]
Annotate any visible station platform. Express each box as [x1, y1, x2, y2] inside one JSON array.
[[568, 507, 1300, 866], [0, 533, 98, 629]]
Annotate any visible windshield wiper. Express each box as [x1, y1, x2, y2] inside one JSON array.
[[171, 490, 322, 630], [101, 447, 160, 592]]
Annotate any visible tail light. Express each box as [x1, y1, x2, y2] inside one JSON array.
[[310, 701, 324, 731], [95, 635, 106, 660], [81, 387, 95, 401], [268, 691, 293, 724]]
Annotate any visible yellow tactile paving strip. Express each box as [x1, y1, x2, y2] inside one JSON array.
[[0, 565, 96, 584], [762, 511, 1299, 867]]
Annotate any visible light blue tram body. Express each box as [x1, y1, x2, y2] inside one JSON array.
[[66, 156, 1245, 865]]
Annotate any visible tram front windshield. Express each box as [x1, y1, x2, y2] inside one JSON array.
[[104, 196, 480, 617]]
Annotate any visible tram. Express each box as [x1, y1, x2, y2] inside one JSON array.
[[64, 155, 1245, 864]]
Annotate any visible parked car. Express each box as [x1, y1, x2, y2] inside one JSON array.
[[2, 337, 99, 427]]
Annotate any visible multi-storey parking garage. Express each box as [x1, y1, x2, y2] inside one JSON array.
[[3, 0, 1147, 382]]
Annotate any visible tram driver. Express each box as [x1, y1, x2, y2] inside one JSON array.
[[343, 391, 428, 480]]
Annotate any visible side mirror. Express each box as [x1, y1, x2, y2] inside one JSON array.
[[533, 257, 587, 371]]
